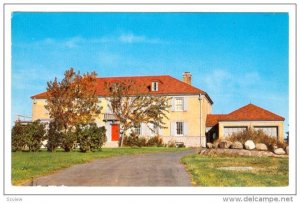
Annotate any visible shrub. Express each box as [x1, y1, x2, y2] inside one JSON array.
[[61, 130, 77, 152], [26, 120, 46, 152], [147, 135, 164, 147], [89, 125, 106, 151], [123, 134, 164, 148], [227, 128, 286, 150], [11, 122, 27, 152], [46, 121, 62, 152], [11, 120, 46, 152], [123, 133, 147, 147], [167, 140, 176, 148], [76, 123, 106, 152]]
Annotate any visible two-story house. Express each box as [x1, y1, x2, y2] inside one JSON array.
[[31, 72, 213, 147]]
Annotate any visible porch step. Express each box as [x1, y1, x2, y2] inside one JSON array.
[[103, 141, 119, 148]]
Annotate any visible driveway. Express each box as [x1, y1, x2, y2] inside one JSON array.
[[25, 149, 196, 186]]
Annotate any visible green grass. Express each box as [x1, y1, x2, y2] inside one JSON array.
[[181, 154, 288, 187], [12, 147, 187, 185]]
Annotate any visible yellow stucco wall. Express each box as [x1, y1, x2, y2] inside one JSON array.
[[32, 95, 212, 138], [32, 99, 50, 121], [218, 121, 284, 143]]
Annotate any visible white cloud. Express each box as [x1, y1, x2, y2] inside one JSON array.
[[119, 33, 145, 43], [63, 36, 83, 48], [13, 32, 168, 49]]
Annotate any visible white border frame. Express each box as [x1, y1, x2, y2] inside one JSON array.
[[3, 3, 297, 195]]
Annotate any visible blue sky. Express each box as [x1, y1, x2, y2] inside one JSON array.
[[11, 12, 289, 133]]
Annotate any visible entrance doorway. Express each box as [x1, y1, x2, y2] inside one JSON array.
[[111, 124, 120, 141]]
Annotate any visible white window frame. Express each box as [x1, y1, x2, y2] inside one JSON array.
[[176, 122, 184, 136], [174, 97, 184, 111], [134, 124, 141, 135], [151, 82, 158, 91]]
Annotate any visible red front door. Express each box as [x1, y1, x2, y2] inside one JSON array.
[[111, 124, 120, 141]]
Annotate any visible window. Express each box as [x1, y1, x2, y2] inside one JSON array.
[[151, 82, 158, 91], [176, 122, 183, 135], [134, 124, 141, 135], [175, 97, 184, 111]]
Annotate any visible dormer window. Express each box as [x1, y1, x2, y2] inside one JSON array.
[[151, 81, 158, 91]]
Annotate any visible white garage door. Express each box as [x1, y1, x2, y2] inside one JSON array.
[[254, 126, 278, 138], [223, 127, 247, 137]]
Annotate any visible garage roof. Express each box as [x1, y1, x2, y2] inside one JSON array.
[[206, 103, 285, 127]]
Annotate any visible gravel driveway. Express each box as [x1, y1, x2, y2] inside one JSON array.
[[25, 149, 195, 186]]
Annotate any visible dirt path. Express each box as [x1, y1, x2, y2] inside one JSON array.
[[25, 149, 195, 186]]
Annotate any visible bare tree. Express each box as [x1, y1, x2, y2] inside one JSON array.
[[105, 80, 170, 147]]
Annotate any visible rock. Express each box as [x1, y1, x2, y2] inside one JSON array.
[[274, 148, 286, 155], [218, 140, 232, 149], [244, 140, 255, 150], [206, 143, 213, 149], [197, 148, 286, 157], [231, 141, 243, 149], [285, 146, 289, 155], [255, 143, 268, 151]]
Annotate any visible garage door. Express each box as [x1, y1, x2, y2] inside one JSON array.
[[223, 127, 247, 137], [254, 126, 278, 138]]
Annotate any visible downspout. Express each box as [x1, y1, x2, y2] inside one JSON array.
[[199, 94, 202, 148]]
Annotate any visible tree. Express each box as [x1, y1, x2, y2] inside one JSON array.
[[46, 121, 62, 152], [105, 80, 170, 147], [45, 68, 102, 151]]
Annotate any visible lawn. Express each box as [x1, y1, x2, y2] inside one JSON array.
[[12, 147, 187, 185], [181, 154, 288, 186]]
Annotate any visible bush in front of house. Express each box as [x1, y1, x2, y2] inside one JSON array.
[[11, 120, 46, 152], [61, 130, 77, 152], [12, 122, 28, 152], [46, 121, 62, 152], [122, 134, 164, 147], [147, 135, 164, 147], [122, 133, 147, 147], [167, 140, 176, 147], [227, 128, 286, 150], [76, 123, 106, 152]]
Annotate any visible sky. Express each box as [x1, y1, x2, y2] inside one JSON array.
[[11, 12, 289, 133]]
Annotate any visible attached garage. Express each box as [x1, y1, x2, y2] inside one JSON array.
[[206, 104, 285, 143]]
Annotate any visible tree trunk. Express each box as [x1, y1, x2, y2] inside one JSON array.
[[120, 132, 124, 147]]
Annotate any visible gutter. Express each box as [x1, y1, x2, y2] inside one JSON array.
[[199, 94, 202, 148]]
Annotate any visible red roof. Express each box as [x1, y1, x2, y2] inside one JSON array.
[[206, 104, 284, 127], [206, 114, 226, 127], [31, 75, 213, 103]]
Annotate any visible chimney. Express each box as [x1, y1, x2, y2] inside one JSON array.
[[182, 72, 192, 85]]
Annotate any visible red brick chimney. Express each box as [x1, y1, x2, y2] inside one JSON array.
[[182, 72, 192, 85]]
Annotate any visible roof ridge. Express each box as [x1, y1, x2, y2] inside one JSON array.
[[226, 103, 284, 120], [97, 75, 170, 79], [165, 75, 208, 95]]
